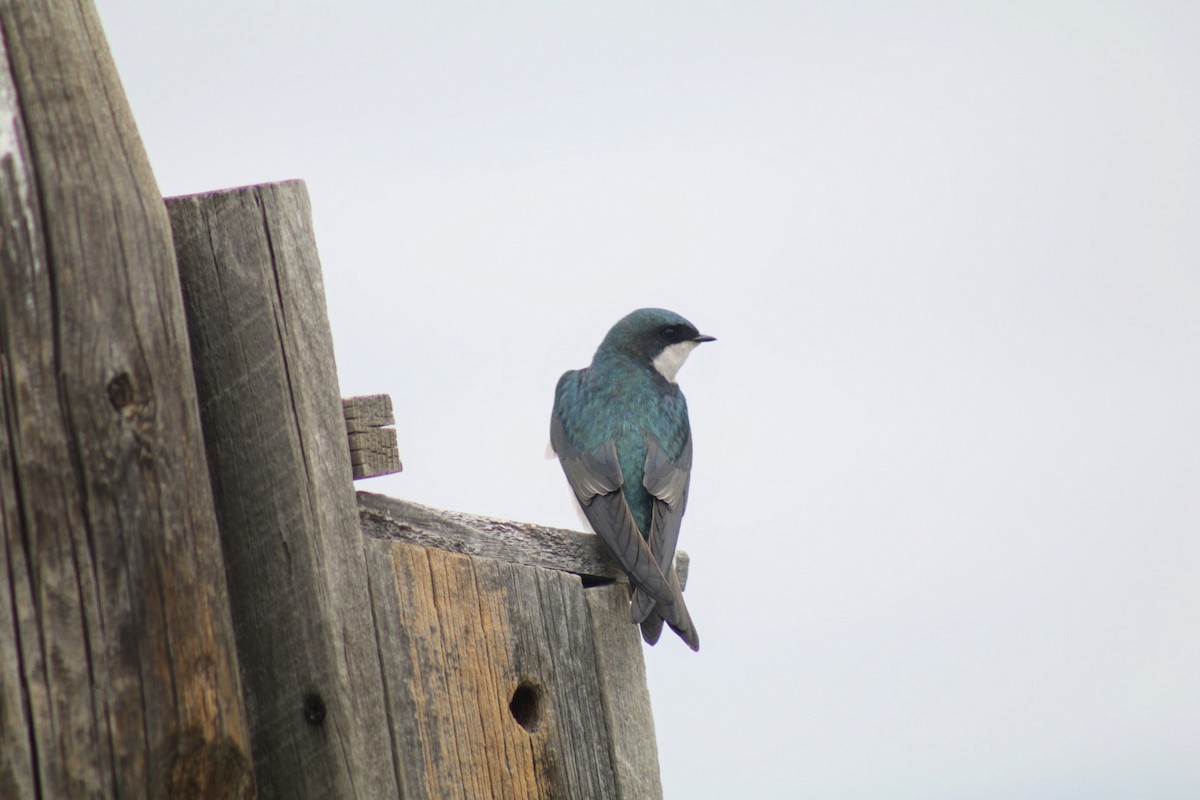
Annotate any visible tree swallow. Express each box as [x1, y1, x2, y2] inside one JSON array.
[[550, 308, 714, 651]]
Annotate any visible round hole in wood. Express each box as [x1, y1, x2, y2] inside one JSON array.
[[303, 692, 326, 725], [509, 681, 541, 732]]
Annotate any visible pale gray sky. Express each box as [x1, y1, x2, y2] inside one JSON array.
[[97, 2, 1200, 797]]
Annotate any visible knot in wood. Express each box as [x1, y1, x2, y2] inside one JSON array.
[[106, 371, 136, 412]]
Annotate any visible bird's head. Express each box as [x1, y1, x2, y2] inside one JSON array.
[[597, 308, 715, 382]]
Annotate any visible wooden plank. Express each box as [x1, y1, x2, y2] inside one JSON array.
[[343, 393, 395, 433], [367, 541, 541, 799], [358, 490, 690, 587], [0, 1, 254, 797], [343, 394, 402, 479], [585, 584, 665, 799], [489, 558, 622, 797], [364, 538, 627, 799], [348, 425, 400, 475], [167, 181, 399, 799]]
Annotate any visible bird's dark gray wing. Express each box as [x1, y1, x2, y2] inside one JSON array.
[[642, 434, 692, 574], [550, 415, 676, 607], [633, 435, 699, 650]]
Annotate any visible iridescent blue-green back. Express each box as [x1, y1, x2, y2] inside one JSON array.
[[553, 351, 691, 534]]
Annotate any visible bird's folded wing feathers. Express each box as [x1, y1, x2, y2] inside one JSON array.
[[550, 415, 676, 605], [632, 436, 694, 625], [642, 434, 692, 560]]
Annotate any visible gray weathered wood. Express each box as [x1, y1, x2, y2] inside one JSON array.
[[365, 538, 658, 799], [343, 394, 402, 478], [167, 181, 400, 799], [585, 584, 665, 800], [0, 2, 254, 797], [343, 393, 395, 432], [358, 490, 690, 588]]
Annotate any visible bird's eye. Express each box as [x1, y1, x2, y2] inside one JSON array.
[[661, 326, 677, 339]]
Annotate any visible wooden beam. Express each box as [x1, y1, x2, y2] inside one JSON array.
[[358, 491, 690, 589], [586, 584, 664, 800], [0, 1, 253, 796], [343, 394, 402, 479], [167, 181, 400, 798], [364, 538, 663, 798]]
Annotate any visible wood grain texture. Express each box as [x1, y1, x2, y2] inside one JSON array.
[[365, 538, 666, 799], [342, 394, 395, 433], [167, 181, 399, 799], [359, 490, 690, 588], [585, 584, 665, 800], [0, 1, 254, 797], [343, 394, 402, 479]]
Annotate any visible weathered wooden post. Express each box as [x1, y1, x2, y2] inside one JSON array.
[[166, 176, 674, 798], [1, 1, 685, 796], [166, 182, 402, 798], [358, 493, 672, 800], [0, 0, 255, 797]]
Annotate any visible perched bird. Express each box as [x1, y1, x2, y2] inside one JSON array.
[[550, 308, 713, 651]]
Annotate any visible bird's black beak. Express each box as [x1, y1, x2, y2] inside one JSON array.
[[692, 334, 716, 343]]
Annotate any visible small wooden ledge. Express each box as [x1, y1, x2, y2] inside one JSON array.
[[343, 394, 402, 478], [357, 491, 689, 590]]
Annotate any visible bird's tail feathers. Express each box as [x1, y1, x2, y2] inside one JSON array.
[[632, 584, 699, 651], [631, 584, 656, 624], [639, 612, 665, 646], [662, 601, 699, 651]]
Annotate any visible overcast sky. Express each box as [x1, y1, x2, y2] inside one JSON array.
[[95, 2, 1200, 797]]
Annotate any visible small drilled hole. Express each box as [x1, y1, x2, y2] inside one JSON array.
[[509, 681, 541, 732], [303, 693, 326, 725]]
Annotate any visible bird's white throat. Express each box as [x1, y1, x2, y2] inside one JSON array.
[[653, 340, 699, 383]]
